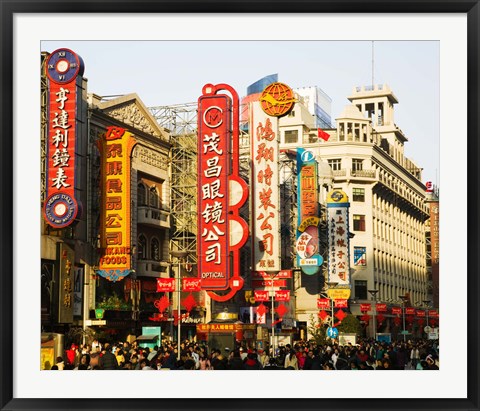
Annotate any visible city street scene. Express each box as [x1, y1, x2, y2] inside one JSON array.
[[40, 40, 440, 371]]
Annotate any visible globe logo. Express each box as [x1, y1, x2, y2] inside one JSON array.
[[260, 82, 296, 117]]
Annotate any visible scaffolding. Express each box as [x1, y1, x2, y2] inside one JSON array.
[[150, 103, 198, 263]]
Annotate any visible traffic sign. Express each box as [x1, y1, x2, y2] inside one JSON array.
[[327, 327, 339, 339]]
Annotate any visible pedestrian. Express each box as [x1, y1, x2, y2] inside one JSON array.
[[284, 349, 298, 370], [99, 343, 118, 370]]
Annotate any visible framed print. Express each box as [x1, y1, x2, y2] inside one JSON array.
[[1, 1, 479, 411]]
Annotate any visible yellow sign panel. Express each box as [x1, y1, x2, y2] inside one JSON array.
[[327, 189, 349, 204], [327, 288, 351, 300], [99, 127, 136, 279]]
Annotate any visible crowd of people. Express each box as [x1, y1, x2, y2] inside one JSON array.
[[50, 338, 439, 371]]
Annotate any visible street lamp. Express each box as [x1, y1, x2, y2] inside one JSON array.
[[170, 250, 189, 360], [368, 289, 379, 341], [399, 295, 408, 342], [422, 299, 431, 337], [269, 271, 279, 359]]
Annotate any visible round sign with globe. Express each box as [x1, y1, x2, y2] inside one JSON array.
[[260, 82, 296, 117]]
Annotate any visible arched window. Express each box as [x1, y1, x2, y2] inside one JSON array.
[[149, 186, 159, 208], [138, 183, 147, 206], [138, 234, 147, 260], [151, 238, 160, 261]]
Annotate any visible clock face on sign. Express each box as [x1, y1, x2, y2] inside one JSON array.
[[46, 48, 83, 84]]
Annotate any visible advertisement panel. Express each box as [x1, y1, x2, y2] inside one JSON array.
[[43, 48, 84, 228], [58, 243, 74, 324], [326, 190, 351, 288], [296, 148, 323, 275], [250, 102, 280, 272], [197, 83, 248, 300], [98, 126, 136, 282]]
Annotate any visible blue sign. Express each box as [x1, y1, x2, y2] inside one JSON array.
[[327, 327, 339, 339]]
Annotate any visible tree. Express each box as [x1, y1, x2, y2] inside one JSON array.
[[307, 314, 328, 345], [337, 314, 362, 335]]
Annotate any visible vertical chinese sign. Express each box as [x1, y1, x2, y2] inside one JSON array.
[[58, 243, 74, 323], [197, 84, 248, 302], [97, 126, 136, 282], [296, 148, 323, 275], [251, 82, 295, 273], [427, 182, 439, 309], [326, 190, 352, 293], [43, 48, 84, 228]]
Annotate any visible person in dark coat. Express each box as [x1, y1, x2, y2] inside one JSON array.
[[99, 343, 118, 370], [243, 352, 262, 370], [228, 350, 244, 370]]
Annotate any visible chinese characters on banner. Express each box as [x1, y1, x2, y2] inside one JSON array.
[[197, 83, 248, 300], [296, 148, 323, 275], [58, 243, 74, 323], [98, 126, 136, 282], [251, 102, 280, 272], [327, 190, 351, 287], [43, 48, 83, 228]]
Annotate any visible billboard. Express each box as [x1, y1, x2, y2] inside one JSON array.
[[326, 190, 351, 289], [197, 83, 248, 301], [43, 48, 84, 228], [97, 126, 136, 282], [296, 148, 323, 274]]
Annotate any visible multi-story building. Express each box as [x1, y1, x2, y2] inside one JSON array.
[[279, 84, 432, 338]]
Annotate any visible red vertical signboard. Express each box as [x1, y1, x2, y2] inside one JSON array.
[[43, 48, 84, 228], [197, 84, 249, 301]]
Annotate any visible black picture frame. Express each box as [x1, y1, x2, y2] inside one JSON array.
[[1, 1, 479, 410]]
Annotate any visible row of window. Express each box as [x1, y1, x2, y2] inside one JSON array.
[[354, 280, 427, 303], [137, 234, 164, 261], [328, 158, 364, 172], [138, 183, 162, 208]]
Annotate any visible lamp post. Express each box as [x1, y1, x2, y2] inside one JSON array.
[[399, 295, 408, 342], [422, 299, 431, 338], [368, 289, 379, 341], [269, 271, 279, 359], [170, 250, 189, 360]]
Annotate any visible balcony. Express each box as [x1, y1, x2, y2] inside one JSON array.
[[332, 168, 377, 182], [138, 206, 170, 229]]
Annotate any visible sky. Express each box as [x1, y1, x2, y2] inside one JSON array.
[[42, 40, 440, 185]]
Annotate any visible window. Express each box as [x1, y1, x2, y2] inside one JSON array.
[[151, 238, 160, 261], [353, 214, 366, 231], [138, 235, 147, 260], [352, 158, 363, 172], [149, 186, 159, 208], [284, 130, 298, 144], [328, 159, 342, 171], [352, 187, 365, 202], [137, 183, 146, 206], [355, 280, 368, 300]]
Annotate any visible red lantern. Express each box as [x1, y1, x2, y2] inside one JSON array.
[[276, 303, 288, 318], [376, 314, 385, 324], [154, 294, 171, 313], [318, 310, 329, 321], [182, 293, 197, 313], [335, 309, 346, 321], [393, 317, 401, 326]]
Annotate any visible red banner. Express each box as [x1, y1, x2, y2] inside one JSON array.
[[254, 290, 269, 302], [253, 270, 292, 279], [335, 299, 348, 308], [405, 307, 415, 315], [182, 278, 202, 292], [360, 303, 371, 312], [391, 307, 402, 315], [428, 310, 438, 317], [317, 298, 330, 309], [416, 310, 426, 317], [376, 303, 387, 312], [156, 278, 175, 293], [275, 290, 290, 302], [252, 279, 287, 289]]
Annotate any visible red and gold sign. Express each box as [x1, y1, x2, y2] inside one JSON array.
[[43, 48, 84, 228], [416, 310, 426, 317], [334, 299, 348, 308], [360, 303, 371, 312], [391, 307, 402, 315], [405, 307, 416, 315], [182, 278, 202, 292], [252, 279, 287, 289], [197, 83, 248, 301], [259, 82, 296, 117], [275, 290, 290, 302], [254, 290, 269, 302], [156, 278, 176, 293], [317, 298, 330, 309], [376, 303, 387, 312], [98, 126, 135, 282], [253, 270, 292, 279]]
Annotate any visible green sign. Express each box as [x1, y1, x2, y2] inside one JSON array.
[[95, 309, 105, 319]]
